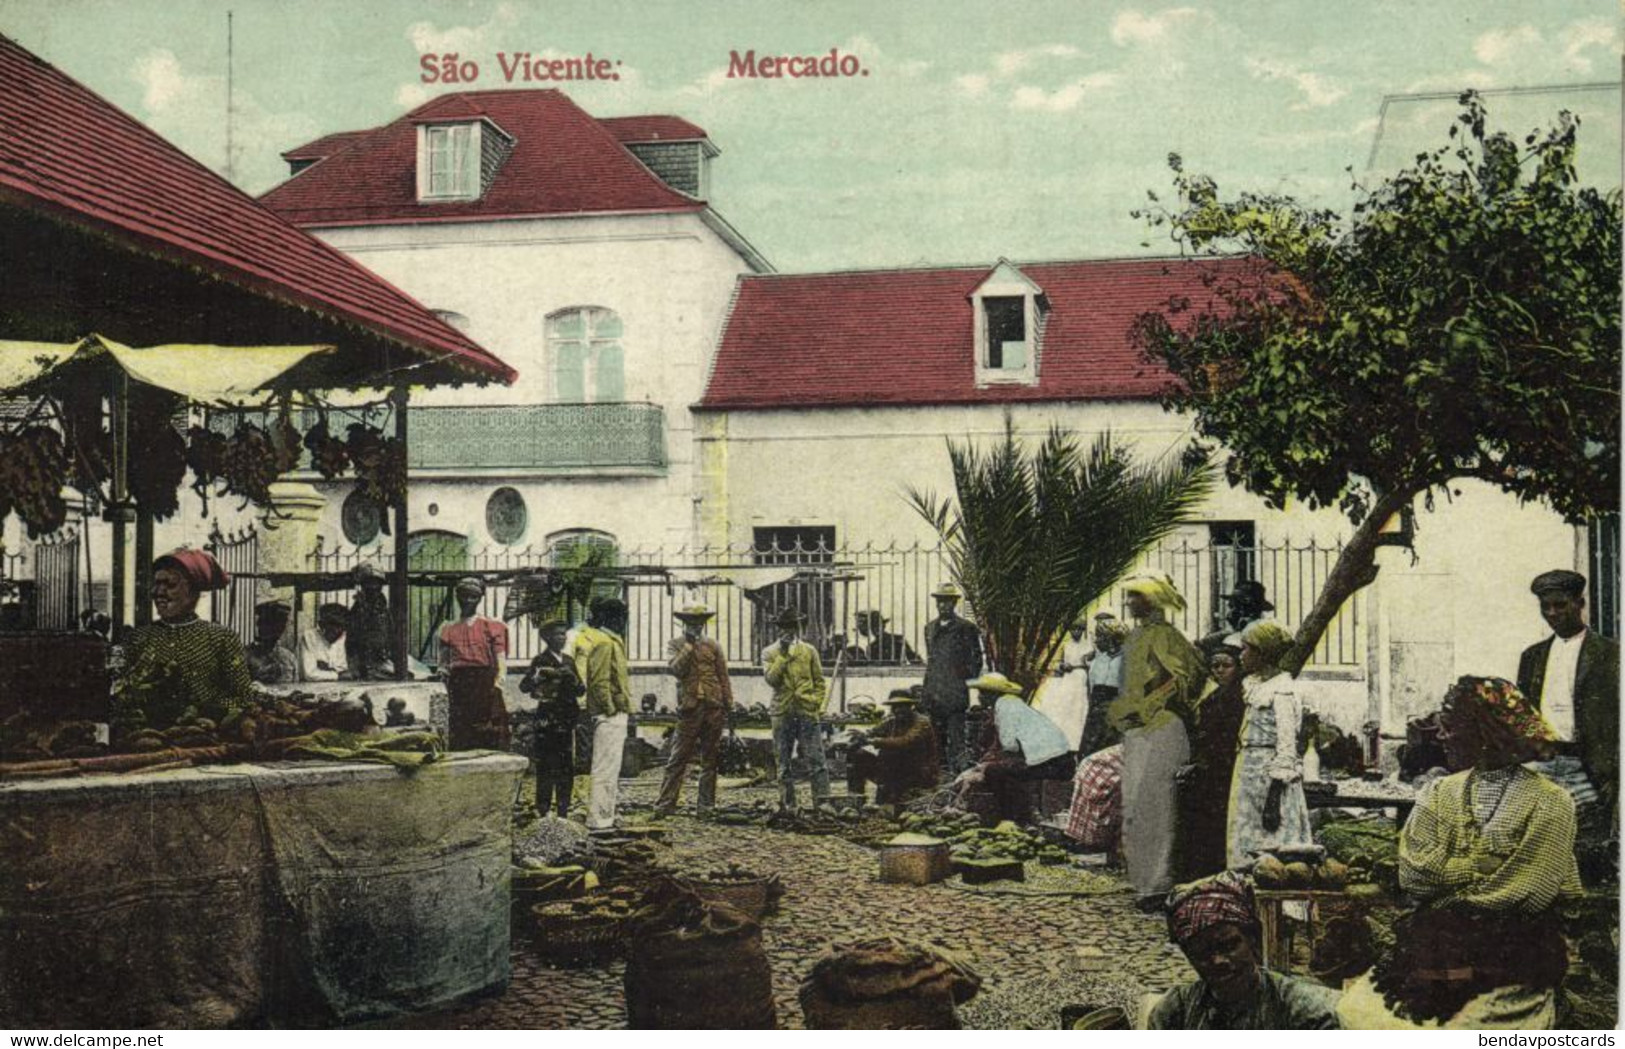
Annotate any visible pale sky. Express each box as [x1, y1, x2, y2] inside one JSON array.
[[6, 0, 1619, 271]]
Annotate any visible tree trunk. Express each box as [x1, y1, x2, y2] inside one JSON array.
[[1282, 487, 1417, 677]]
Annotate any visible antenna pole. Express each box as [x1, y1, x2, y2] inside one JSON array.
[[225, 11, 235, 182]]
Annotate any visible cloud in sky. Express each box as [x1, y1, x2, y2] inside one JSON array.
[[993, 43, 1080, 77], [405, 2, 521, 57], [1559, 17, 1619, 73], [129, 47, 316, 193], [1246, 57, 1348, 110], [1010, 71, 1120, 112], [1110, 8, 1208, 47], [1473, 25, 1542, 65]]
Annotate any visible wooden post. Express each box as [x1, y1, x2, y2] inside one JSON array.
[[392, 386, 410, 681], [133, 507, 153, 627], [106, 370, 132, 633]]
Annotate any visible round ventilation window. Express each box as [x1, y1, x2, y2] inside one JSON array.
[[486, 487, 528, 545], [341, 489, 383, 546]]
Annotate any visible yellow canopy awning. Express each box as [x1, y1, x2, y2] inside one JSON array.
[[0, 335, 333, 405]]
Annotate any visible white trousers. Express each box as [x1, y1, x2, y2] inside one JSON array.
[[589, 713, 628, 829]]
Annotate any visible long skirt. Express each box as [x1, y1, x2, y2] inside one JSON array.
[[1226, 744, 1313, 869], [446, 665, 509, 750], [1120, 718, 1189, 897]]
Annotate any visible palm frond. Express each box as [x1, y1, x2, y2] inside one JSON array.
[[908, 424, 1214, 691]]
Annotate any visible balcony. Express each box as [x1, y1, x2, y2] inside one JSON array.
[[407, 402, 666, 475], [207, 402, 666, 477]]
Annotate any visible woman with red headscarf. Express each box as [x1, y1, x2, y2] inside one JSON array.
[[110, 549, 254, 742]]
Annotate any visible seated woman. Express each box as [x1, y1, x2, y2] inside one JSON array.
[[1227, 621, 1314, 869], [1337, 677, 1581, 1030], [111, 549, 254, 742], [1148, 870, 1340, 1029], [1065, 744, 1123, 854], [960, 672, 1073, 822]]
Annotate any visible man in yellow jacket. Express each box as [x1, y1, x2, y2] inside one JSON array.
[[574, 596, 632, 831], [763, 607, 829, 811]]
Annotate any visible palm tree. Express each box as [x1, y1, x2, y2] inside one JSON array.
[[907, 420, 1213, 693]]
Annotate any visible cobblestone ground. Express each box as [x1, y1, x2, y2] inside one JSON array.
[[404, 770, 1195, 1030]]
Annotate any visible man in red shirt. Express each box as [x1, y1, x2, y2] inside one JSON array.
[[438, 577, 510, 750], [654, 604, 734, 817]]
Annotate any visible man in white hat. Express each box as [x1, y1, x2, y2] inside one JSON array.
[[654, 604, 734, 817], [923, 582, 983, 774], [846, 688, 938, 805], [1112, 572, 1211, 907], [963, 672, 1074, 822], [764, 606, 830, 810]]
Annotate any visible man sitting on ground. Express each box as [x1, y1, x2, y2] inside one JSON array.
[[847, 689, 939, 805]]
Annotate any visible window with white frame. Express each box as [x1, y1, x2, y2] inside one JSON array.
[[546, 307, 625, 402], [970, 261, 1043, 386], [419, 123, 479, 200]]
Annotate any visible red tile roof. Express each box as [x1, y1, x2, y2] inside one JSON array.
[[281, 129, 374, 162], [699, 257, 1257, 410], [0, 35, 515, 384], [600, 115, 709, 143], [260, 90, 703, 227]]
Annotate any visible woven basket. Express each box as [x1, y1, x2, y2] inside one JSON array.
[[525, 900, 634, 965], [674, 872, 782, 921]]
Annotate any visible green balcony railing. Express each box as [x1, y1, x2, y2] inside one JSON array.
[[406, 402, 667, 473]]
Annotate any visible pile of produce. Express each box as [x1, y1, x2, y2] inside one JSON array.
[[1252, 854, 1352, 890], [513, 864, 599, 902], [514, 815, 591, 867], [903, 817, 1070, 867], [1315, 813, 1400, 892]]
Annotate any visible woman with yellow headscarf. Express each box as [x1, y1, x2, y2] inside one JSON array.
[[1226, 620, 1314, 869], [1110, 571, 1211, 906]]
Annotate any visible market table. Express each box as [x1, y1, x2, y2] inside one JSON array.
[[1304, 778, 1418, 822], [0, 751, 526, 1028]]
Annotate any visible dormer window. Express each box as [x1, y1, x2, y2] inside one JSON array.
[[971, 261, 1044, 386], [415, 117, 513, 202], [420, 124, 478, 199]]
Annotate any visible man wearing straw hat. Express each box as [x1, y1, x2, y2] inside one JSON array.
[[764, 606, 830, 811], [846, 688, 938, 805], [653, 603, 734, 818], [923, 582, 983, 774], [1111, 571, 1211, 908]]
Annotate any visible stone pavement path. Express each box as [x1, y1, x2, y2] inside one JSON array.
[[406, 773, 1195, 1030]]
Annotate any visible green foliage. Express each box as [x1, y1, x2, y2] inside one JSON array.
[[1133, 94, 1620, 525], [908, 421, 1212, 692]]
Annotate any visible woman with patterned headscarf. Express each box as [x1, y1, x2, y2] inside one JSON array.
[[1110, 571, 1212, 906], [1226, 620, 1314, 869], [1337, 677, 1580, 1030], [111, 549, 254, 742]]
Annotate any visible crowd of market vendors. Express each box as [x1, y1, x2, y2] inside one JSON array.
[[26, 545, 1618, 1030]]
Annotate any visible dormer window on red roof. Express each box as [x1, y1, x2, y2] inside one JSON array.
[[971, 261, 1044, 387], [415, 118, 514, 203]]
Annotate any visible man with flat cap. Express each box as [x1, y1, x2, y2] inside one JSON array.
[[847, 688, 939, 805], [1517, 569, 1619, 814], [923, 582, 983, 774], [654, 604, 734, 817], [520, 617, 583, 819]]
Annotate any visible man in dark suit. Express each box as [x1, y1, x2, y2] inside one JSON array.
[[1516, 569, 1619, 813], [923, 583, 983, 774]]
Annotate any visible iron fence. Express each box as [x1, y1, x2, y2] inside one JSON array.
[[300, 535, 1364, 672], [206, 524, 260, 644], [33, 528, 82, 630]]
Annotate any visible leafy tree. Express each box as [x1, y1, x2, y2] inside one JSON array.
[[908, 422, 1213, 692], [1134, 94, 1621, 673]]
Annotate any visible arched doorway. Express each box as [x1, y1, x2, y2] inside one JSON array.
[[407, 529, 470, 662]]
